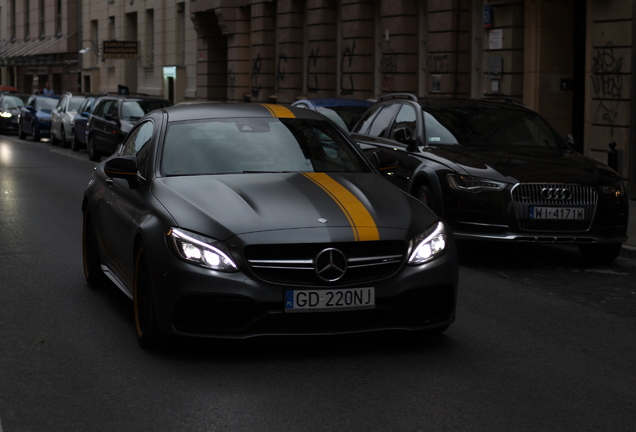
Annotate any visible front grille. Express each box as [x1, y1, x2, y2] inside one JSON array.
[[244, 241, 406, 287], [511, 183, 597, 232]]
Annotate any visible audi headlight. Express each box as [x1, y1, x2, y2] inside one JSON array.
[[447, 173, 506, 193], [408, 221, 448, 265], [168, 228, 238, 272]]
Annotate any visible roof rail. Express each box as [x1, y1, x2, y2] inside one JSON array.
[[481, 97, 525, 106], [377, 93, 418, 103]]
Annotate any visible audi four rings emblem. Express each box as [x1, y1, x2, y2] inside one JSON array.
[[315, 248, 348, 282], [541, 187, 572, 200]]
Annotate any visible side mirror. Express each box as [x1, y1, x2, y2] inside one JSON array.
[[26, 105, 35, 112], [393, 127, 419, 152], [104, 156, 138, 183], [371, 150, 399, 173], [81, 112, 90, 118]]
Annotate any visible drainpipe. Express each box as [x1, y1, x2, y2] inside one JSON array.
[[630, 0, 636, 197]]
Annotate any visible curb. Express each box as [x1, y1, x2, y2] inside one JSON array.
[[620, 244, 636, 260]]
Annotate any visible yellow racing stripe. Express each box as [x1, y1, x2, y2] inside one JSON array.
[[259, 103, 296, 118], [303, 172, 380, 241]]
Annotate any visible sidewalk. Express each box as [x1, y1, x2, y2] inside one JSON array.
[[622, 198, 636, 260]]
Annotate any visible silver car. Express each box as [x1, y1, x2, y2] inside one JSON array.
[[51, 93, 87, 147]]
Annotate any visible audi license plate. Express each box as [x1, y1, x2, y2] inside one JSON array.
[[529, 206, 584, 220], [285, 287, 375, 313]]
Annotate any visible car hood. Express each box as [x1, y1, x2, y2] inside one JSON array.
[[151, 172, 436, 242], [425, 146, 618, 184]]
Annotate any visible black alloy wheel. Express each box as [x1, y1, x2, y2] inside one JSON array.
[[18, 121, 26, 139], [87, 136, 100, 161], [415, 184, 438, 214], [71, 129, 80, 151], [82, 209, 106, 287], [134, 246, 162, 349]]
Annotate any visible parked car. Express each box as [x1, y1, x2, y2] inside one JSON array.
[[0, 94, 27, 134], [51, 93, 87, 147], [291, 98, 374, 132], [18, 94, 60, 141], [70, 95, 99, 152], [86, 93, 173, 161], [82, 102, 458, 348], [351, 94, 629, 264]]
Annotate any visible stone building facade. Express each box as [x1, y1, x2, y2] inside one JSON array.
[[189, 0, 636, 197], [0, 0, 634, 196]]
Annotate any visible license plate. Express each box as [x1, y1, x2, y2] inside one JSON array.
[[285, 287, 375, 313], [529, 206, 584, 220]]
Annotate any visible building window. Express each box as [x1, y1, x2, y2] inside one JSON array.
[[39, 0, 45, 38], [24, 0, 30, 41], [146, 9, 154, 66], [55, 0, 62, 36]]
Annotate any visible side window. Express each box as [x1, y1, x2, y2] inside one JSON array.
[[352, 105, 382, 135], [108, 101, 119, 118], [93, 101, 107, 117], [27, 96, 35, 107], [366, 104, 400, 138], [121, 121, 154, 177], [389, 104, 417, 141]]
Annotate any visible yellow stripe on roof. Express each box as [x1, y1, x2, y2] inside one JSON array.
[[303, 172, 380, 242], [259, 103, 296, 118]]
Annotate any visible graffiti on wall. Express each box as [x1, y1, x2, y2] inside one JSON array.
[[251, 53, 263, 98], [340, 42, 356, 95], [590, 42, 623, 135], [427, 54, 450, 74], [381, 50, 398, 91], [277, 53, 288, 87], [307, 46, 320, 93]]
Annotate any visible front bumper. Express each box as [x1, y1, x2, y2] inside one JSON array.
[[145, 242, 458, 339]]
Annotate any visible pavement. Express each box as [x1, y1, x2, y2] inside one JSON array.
[[622, 198, 636, 260]]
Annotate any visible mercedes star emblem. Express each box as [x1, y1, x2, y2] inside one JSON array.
[[315, 248, 347, 282]]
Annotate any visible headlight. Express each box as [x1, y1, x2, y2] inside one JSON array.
[[0, 112, 12, 118], [167, 228, 239, 272], [447, 173, 506, 193], [599, 184, 623, 197], [408, 221, 448, 265]]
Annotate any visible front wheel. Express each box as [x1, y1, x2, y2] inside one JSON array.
[[87, 136, 101, 161], [134, 246, 163, 349], [71, 129, 80, 151], [415, 184, 438, 215], [578, 243, 622, 265], [18, 121, 26, 139], [82, 209, 106, 287]]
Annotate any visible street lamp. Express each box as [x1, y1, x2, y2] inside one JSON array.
[[79, 39, 102, 66]]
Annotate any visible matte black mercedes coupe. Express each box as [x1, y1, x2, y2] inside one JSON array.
[[352, 94, 629, 264], [82, 102, 458, 348]]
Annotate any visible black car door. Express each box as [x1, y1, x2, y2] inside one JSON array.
[[351, 102, 422, 191], [94, 120, 155, 290]]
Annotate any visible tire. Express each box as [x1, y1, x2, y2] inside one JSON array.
[[133, 246, 163, 349], [87, 136, 101, 161], [60, 127, 69, 148], [33, 122, 41, 141], [82, 209, 107, 287], [578, 243, 622, 265], [18, 121, 26, 139], [415, 184, 438, 215], [71, 129, 80, 151]]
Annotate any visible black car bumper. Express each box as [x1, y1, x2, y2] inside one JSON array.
[[146, 242, 458, 339]]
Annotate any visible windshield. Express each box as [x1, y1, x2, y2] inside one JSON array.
[[68, 96, 86, 111], [35, 98, 58, 110], [162, 117, 368, 176], [423, 106, 568, 152], [318, 106, 370, 132], [122, 100, 172, 121], [3, 96, 24, 108]]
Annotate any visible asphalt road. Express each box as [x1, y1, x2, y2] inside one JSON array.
[[1, 135, 635, 432]]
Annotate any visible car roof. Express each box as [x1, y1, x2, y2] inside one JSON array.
[[293, 98, 374, 108], [99, 93, 171, 102], [375, 93, 530, 112], [164, 102, 327, 122]]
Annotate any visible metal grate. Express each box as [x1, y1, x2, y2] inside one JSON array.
[[244, 241, 406, 287], [511, 183, 598, 232]]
